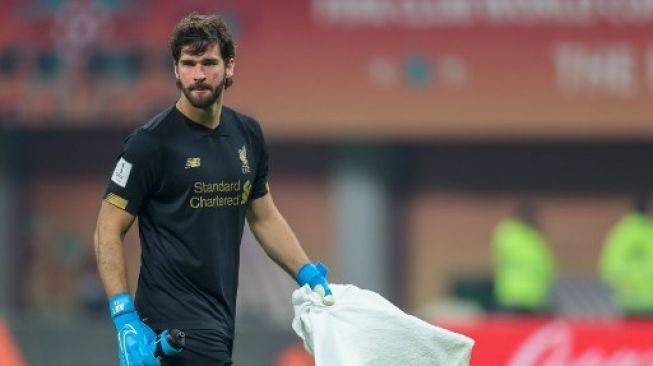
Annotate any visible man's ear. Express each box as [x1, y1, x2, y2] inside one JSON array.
[[173, 62, 179, 79], [226, 58, 235, 79]]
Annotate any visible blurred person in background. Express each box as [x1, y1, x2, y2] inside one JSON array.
[[492, 198, 557, 314], [599, 193, 653, 317], [94, 13, 334, 366]]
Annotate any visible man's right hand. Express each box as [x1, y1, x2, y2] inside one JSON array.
[[109, 293, 159, 366]]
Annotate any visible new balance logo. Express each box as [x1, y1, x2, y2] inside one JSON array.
[[185, 157, 201, 169]]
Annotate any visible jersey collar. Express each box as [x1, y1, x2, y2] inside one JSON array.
[[173, 105, 231, 137]]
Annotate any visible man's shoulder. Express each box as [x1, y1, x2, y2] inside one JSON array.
[[223, 106, 264, 137], [123, 106, 177, 149], [140, 105, 178, 135], [129, 106, 179, 140]]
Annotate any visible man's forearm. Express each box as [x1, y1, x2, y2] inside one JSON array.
[[247, 194, 335, 304], [249, 211, 311, 279], [94, 229, 130, 299]]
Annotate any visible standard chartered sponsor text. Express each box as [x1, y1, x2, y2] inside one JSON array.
[[194, 180, 241, 193], [190, 180, 247, 208]]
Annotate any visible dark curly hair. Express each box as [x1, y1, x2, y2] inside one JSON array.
[[169, 12, 236, 88]]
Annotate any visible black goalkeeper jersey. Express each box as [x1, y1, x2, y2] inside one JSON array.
[[104, 105, 269, 340]]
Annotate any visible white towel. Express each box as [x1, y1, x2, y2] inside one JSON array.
[[291, 284, 474, 366]]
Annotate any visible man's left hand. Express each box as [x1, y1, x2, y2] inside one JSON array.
[[297, 262, 335, 305]]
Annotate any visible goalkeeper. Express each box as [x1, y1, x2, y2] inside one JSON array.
[[94, 12, 333, 366]]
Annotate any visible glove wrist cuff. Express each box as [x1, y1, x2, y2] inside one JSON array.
[[108, 292, 136, 319], [297, 262, 329, 287], [296, 263, 318, 286]]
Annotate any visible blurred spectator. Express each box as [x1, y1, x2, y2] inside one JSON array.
[[76, 257, 106, 316], [0, 46, 23, 123], [25, 213, 90, 318], [599, 194, 653, 317], [492, 199, 557, 314]]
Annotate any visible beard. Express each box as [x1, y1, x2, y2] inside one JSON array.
[[177, 76, 226, 109]]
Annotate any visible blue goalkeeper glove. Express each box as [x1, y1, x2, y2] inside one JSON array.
[[297, 262, 335, 305], [109, 292, 159, 366]]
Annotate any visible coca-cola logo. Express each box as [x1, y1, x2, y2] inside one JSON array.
[[508, 321, 653, 366]]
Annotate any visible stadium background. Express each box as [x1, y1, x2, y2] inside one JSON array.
[[1, 0, 653, 365]]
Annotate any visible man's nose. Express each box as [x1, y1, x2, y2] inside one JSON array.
[[193, 66, 206, 81]]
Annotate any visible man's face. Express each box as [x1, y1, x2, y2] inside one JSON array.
[[174, 43, 234, 109]]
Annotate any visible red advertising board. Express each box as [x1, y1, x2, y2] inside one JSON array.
[[449, 317, 653, 365], [228, 1, 653, 140], [2, 0, 653, 139]]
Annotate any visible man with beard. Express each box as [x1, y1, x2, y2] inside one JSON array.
[[94, 13, 334, 366]]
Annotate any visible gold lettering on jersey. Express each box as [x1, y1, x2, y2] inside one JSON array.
[[194, 180, 241, 193], [190, 180, 252, 209], [238, 145, 251, 174], [190, 194, 240, 208], [185, 157, 201, 169], [241, 180, 252, 205]]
